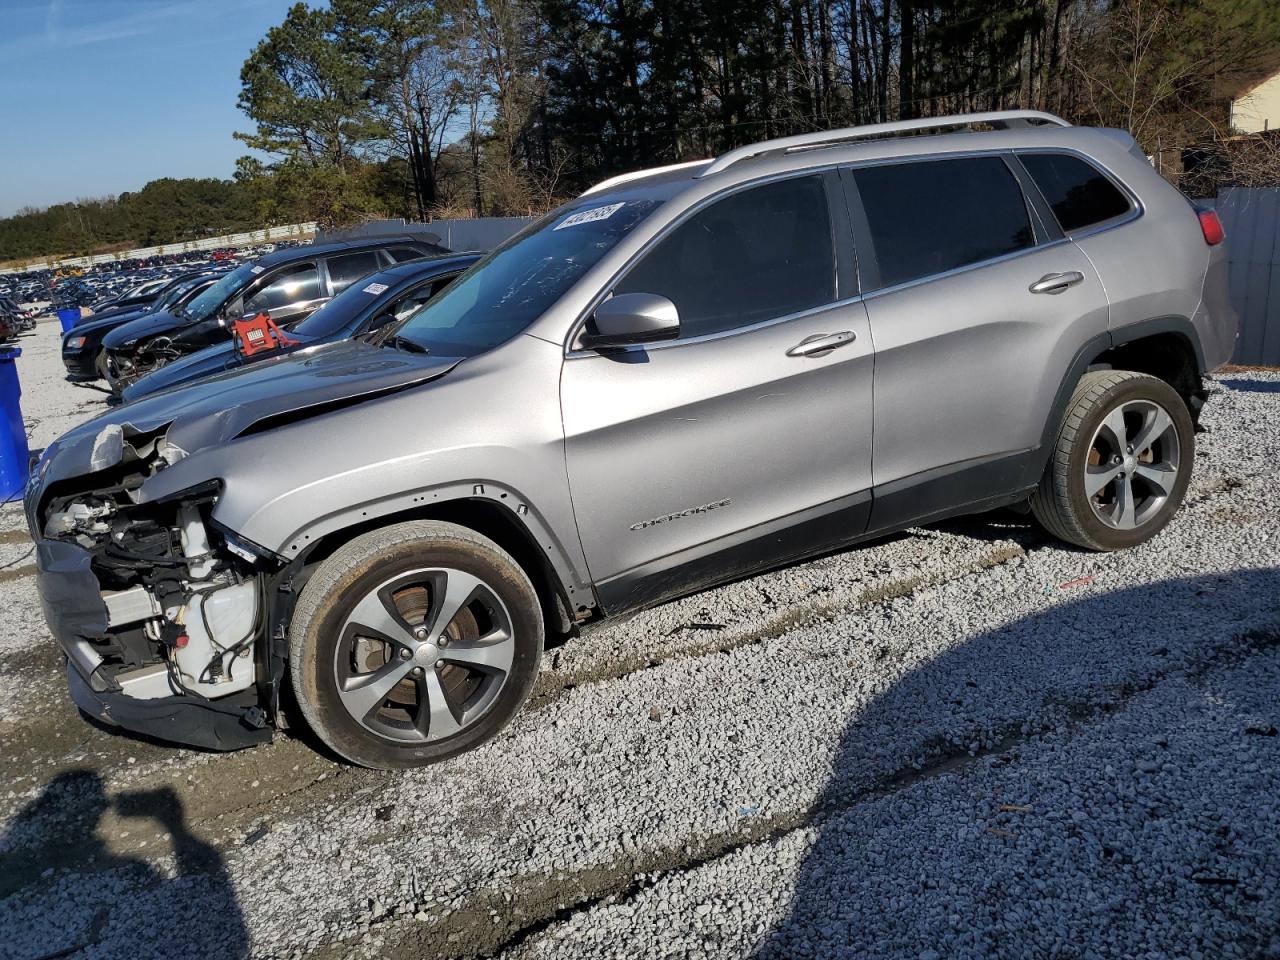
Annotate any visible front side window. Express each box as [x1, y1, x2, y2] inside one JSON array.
[[327, 251, 383, 294], [1020, 153, 1132, 233], [243, 263, 321, 315], [614, 174, 836, 340], [393, 198, 663, 357], [853, 156, 1035, 289]]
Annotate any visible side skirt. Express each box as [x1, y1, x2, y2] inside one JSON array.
[[595, 447, 1043, 619]]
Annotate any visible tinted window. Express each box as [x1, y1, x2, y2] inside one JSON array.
[[854, 156, 1034, 288], [614, 174, 835, 339], [388, 247, 423, 263], [326, 251, 383, 294], [1021, 153, 1132, 232], [243, 263, 321, 315]]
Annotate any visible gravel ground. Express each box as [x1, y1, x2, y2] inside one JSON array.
[[0, 318, 1276, 960]]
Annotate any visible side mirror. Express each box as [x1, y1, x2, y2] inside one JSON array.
[[580, 293, 680, 350]]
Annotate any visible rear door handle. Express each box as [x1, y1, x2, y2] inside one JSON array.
[[1029, 271, 1085, 295], [786, 330, 856, 357]]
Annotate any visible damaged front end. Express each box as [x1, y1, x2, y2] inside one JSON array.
[[30, 425, 276, 750], [105, 337, 183, 397]]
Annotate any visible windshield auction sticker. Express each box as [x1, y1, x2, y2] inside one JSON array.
[[555, 202, 625, 231], [362, 282, 389, 295]]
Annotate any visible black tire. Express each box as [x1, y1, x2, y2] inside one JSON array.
[[93, 350, 110, 382], [1031, 370, 1194, 551], [289, 520, 543, 769]]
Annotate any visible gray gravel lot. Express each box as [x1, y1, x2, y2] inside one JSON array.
[[0, 319, 1276, 960]]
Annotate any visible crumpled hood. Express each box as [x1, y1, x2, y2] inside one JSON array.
[[101, 308, 187, 349], [38, 339, 461, 489], [121, 334, 319, 403]]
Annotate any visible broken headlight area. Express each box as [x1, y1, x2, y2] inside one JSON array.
[[109, 337, 182, 390], [42, 451, 268, 713]]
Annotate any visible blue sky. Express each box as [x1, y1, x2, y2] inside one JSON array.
[[0, 0, 305, 217]]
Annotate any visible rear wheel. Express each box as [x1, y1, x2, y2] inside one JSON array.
[[290, 521, 543, 768], [1031, 370, 1194, 551]]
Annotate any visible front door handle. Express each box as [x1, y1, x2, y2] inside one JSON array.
[[786, 330, 856, 358], [1029, 271, 1085, 295]]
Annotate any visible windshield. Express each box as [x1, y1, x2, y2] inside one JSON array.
[[393, 198, 662, 357], [181, 263, 256, 320], [293, 270, 399, 338]]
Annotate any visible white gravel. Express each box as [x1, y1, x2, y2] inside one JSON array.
[[0, 319, 1276, 960]]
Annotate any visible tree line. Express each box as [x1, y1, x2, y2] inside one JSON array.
[[6, 0, 1280, 259], [233, 0, 1280, 225], [0, 178, 279, 262]]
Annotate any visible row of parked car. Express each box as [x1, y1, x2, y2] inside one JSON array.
[[0, 240, 305, 311], [61, 233, 472, 401], [0, 295, 37, 342]]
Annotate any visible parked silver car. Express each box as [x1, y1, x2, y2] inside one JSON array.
[[26, 111, 1237, 768]]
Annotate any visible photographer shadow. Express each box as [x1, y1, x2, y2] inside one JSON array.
[[755, 566, 1280, 958], [0, 770, 248, 960]]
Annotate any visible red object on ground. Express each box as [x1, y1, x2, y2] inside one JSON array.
[[233, 312, 300, 357]]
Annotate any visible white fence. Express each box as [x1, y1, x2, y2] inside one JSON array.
[[0, 221, 318, 275]]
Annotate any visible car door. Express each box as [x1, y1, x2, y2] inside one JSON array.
[[560, 171, 875, 613], [242, 262, 326, 325], [843, 153, 1111, 532]]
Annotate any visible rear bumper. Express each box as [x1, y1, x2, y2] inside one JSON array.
[[35, 538, 271, 751]]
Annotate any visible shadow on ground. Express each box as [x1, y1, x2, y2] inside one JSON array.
[[757, 568, 1280, 959], [0, 770, 249, 959]]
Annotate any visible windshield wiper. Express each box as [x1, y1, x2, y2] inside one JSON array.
[[388, 334, 429, 354]]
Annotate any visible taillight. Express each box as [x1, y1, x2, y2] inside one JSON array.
[[1198, 209, 1225, 246]]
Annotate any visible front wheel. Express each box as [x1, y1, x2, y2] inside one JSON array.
[[289, 521, 543, 768], [1031, 370, 1194, 551]]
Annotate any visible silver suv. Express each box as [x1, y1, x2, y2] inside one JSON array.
[[26, 111, 1237, 768]]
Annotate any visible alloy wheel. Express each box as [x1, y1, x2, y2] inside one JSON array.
[[1084, 398, 1181, 530], [332, 567, 515, 743]]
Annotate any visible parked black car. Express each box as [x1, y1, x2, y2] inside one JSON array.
[[101, 236, 446, 393], [121, 253, 480, 402], [61, 272, 225, 380]]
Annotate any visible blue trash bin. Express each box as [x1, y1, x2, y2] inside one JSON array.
[[57, 308, 80, 333], [0, 347, 30, 503]]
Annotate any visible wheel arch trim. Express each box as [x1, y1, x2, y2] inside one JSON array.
[[275, 481, 594, 616], [1039, 315, 1205, 459]]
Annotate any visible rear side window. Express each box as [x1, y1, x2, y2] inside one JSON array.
[[327, 251, 383, 294], [388, 247, 423, 263], [853, 156, 1034, 288], [615, 174, 836, 340], [1020, 153, 1132, 232]]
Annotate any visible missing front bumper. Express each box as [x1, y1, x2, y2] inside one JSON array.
[[66, 662, 272, 751]]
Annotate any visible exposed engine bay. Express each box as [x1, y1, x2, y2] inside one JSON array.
[[106, 336, 181, 391], [39, 427, 268, 716]]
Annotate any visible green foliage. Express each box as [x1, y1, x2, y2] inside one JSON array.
[[0, 178, 270, 261]]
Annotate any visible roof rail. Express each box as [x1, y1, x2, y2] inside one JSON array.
[[697, 109, 1070, 179], [580, 158, 711, 197]]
